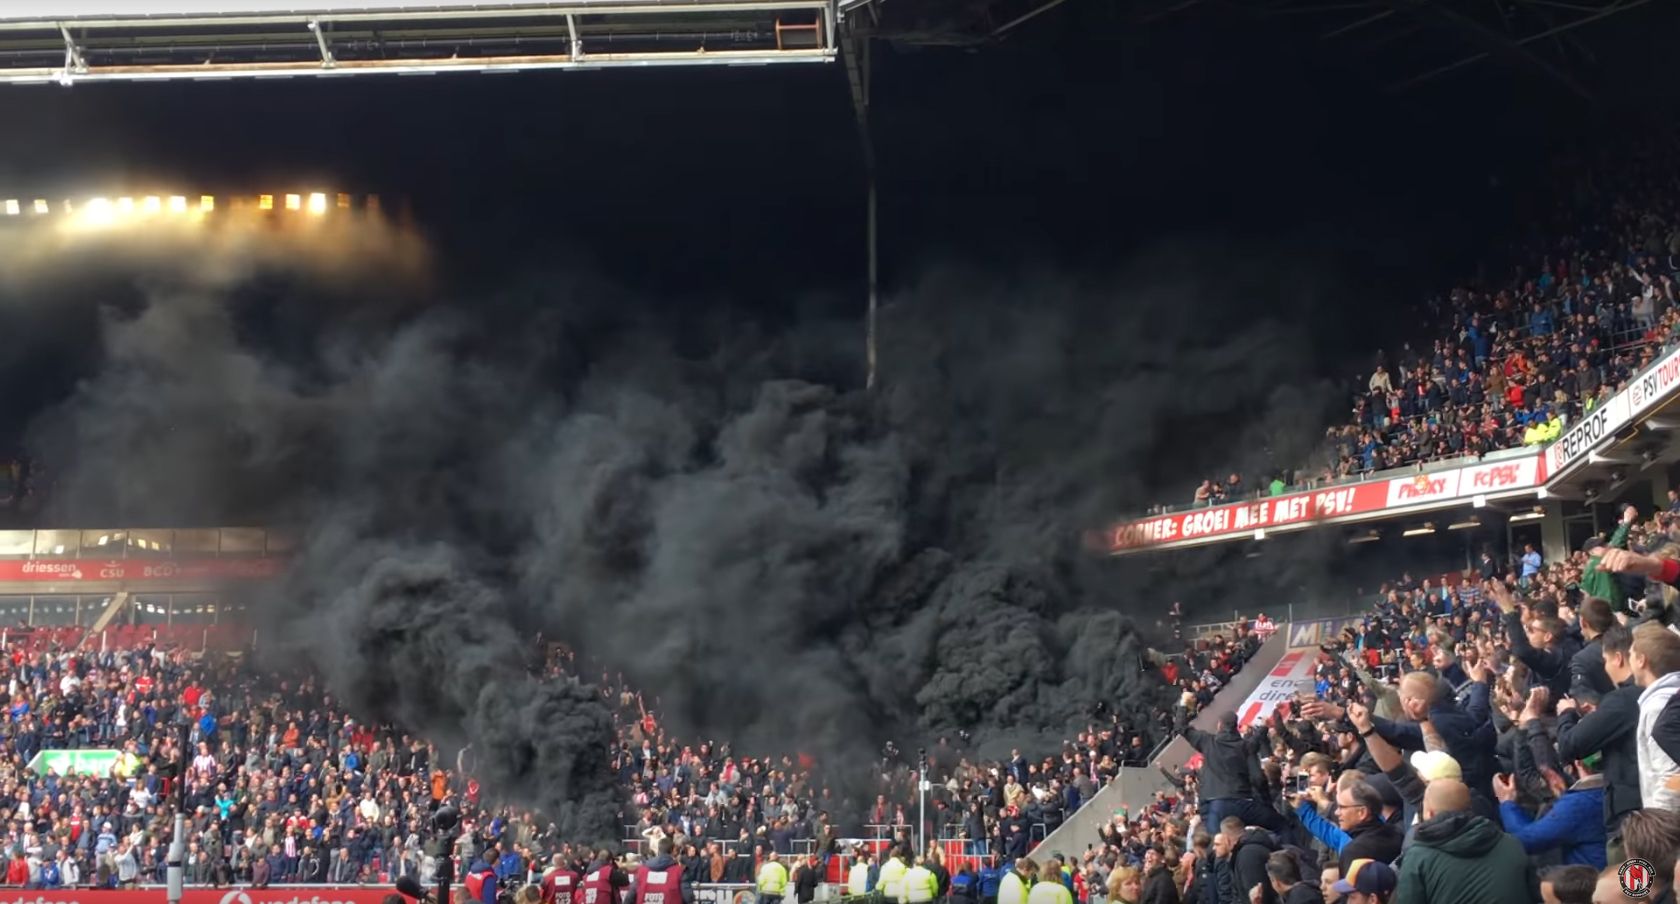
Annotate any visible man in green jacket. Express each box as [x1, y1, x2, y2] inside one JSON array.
[[1394, 780, 1537, 904], [1580, 505, 1637, 605]]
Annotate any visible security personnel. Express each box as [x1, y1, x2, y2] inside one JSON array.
[[757, 851, 790, 904], [1024, 872, 1070, 904], [949, 866, 979, 904], [978, 856, 1006, 904], [628, 838, 692, 904], [904, 854, 938, 904], [847, 849, 872, 898], [579, 850, 627, 904], [877, 846, 909, 904], [542, 854, 580, 904], [996, 859, 1036, 904]]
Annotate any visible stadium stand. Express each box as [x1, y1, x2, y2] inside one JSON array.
[[1049, 504, 1680, 904], [0, 582, 1273, 897], [1172, 144, 1680, 511]]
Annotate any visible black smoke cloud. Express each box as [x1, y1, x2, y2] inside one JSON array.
[[13, 247, 1342, 831]]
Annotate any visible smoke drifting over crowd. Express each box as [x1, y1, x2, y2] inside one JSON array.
[[4, 231, 1342, 839]]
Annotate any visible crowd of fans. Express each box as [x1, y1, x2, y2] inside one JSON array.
[[983, 501, 1680, 904], [0, 590, 1282, 897], [1176, 147, 1680, 508]]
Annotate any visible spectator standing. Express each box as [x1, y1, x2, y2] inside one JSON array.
[[1555, 622, 1643, 862], [1391, 780, 1536, 904], [1632, 623, 1680, 811], [1179, 713, 1285, 834]]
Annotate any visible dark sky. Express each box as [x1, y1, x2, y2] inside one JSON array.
[[0, 8, 1575, 295], [0, 2, 1674, 449]]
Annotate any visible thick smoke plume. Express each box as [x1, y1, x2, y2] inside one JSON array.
[[11, 245, 1341, 831]]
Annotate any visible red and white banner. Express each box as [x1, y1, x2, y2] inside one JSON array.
[[1231, 647, 1320, 731], [0, 557, 284, 583], [1385, 470, 1460, 507], [1108, 452, 1543, 553], [1109, 484, 1385, 550], [1184, 647, 1322, 769]]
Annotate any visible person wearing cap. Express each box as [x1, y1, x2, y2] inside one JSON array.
[[1330, 858, 1395, 904], [1391, 780, 1536, 904]]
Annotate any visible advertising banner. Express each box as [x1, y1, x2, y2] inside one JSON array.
[[1546, 394, 1631, 477], [26, 749, 118, 777], [0, 558, 283, 583], [1107, 452, 1543, 553]]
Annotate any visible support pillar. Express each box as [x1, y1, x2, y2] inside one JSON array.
[[1539, 500, 1569, 569]]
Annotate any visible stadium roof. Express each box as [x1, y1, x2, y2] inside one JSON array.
[[0, 0, 832, 82], [842, 0, 1663, 101]]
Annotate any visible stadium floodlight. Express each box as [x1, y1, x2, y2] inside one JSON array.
[[1348, 530, 1381, 544], [306, 192, 328, 215], [85, 197, 113, 224], [258, 194, 274, 211], [168, 196, 188, 214], [1508, 509, 1545, 523], [117, 197, 135, 214], [200, 195, 215, 213], [142, 196, 162, 215], [31, 199, 48, 214], [284, 193, 302, 211], [3, 200, 17, 216], [1401, 524, 1436, 537], [1447, 518, 1480, 531]]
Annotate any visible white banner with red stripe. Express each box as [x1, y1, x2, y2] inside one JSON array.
[[1184, 646, 1320, 769]]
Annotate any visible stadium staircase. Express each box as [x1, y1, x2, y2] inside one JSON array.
[[1031, 626, 1295, 857], [81, 591, 130, 639]]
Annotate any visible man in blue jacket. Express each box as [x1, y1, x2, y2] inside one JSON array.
[[1492, 756, 1608, 869], [1366, 670, 1494, 802]]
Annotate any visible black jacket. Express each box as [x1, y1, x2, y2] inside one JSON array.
[[1503, 610, 1583, 702], [1338, 819, 1403, 874], [1555, 684, 1643, 833], [1182, 723, 1268, 802], [1230, 830, 1278, 904], [1140, 865, 1181, 904], [1278, 883, 1323, 904], [1569, 640, 1613, 700]]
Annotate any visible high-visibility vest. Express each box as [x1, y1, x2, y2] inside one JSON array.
[[757, 861, 789, 896], [904, 866, 937, 904], [848, 863, 871, 896], [878, 858, 908, 902], [998, 872, 1030, 904], [1025, 881, 1071, 904]]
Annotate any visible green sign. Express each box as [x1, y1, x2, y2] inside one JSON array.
[[27, 749, 119, 777]]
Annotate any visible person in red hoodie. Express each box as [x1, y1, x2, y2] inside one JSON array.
[[6, 851, 29, 887]]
